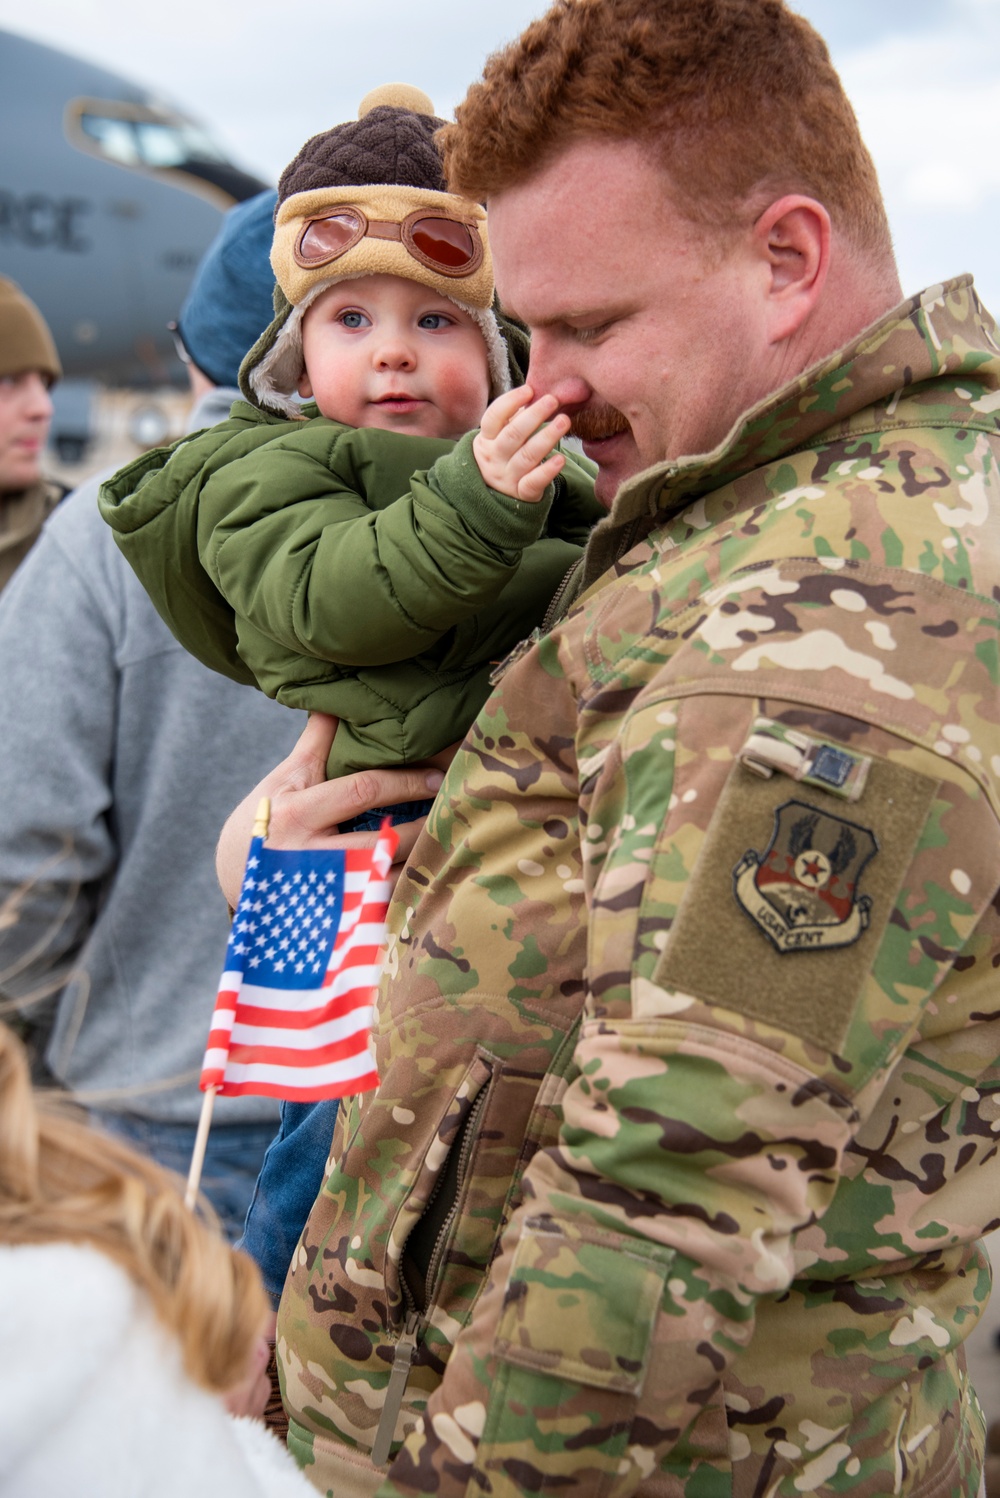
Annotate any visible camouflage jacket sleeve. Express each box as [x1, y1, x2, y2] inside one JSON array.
[[376, 430, 1000, 1495]]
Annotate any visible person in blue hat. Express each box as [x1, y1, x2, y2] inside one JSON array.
[[174, 189, 279, 400]]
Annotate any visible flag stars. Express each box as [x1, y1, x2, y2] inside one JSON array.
[[223, 847, 361, 993], [204, 836, 393, 1098]]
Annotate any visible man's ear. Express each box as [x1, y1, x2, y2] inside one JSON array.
[[297, 367, 313, 399], [752, 195, 831, 345]]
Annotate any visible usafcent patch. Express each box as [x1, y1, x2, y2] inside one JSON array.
[[733, 799, 877, 953], [653, 749, 938, 1053]]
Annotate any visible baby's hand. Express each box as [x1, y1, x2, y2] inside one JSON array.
[[473, 386, 571, 503]]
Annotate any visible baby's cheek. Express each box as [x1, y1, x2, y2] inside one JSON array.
[[437, 356, 491, 425]]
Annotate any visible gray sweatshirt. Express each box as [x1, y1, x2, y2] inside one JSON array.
[[0, 392, 299, 1124]]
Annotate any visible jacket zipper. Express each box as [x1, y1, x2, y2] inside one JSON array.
[[540, 558, 583, 634], [422, 1088, 489, 1294], [489, 560, 583, 688], [371, 1308, 420, 1467], [370, 1085, 491, 1467]]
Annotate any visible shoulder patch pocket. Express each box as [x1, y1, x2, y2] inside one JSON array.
[[495, 1218, 672, 1394], [654, 748, 938, 1054]]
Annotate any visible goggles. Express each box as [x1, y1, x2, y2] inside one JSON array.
[[293, 207, 484, 280]]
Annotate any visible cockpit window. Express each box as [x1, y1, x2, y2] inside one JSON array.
[[133, 120, 227, 169], [78, 113, 140, 166], [77, 108, 229, 170], [66, 97, 268, 207]]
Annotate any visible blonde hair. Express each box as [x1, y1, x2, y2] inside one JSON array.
[[0, 1021, 268, 1393]]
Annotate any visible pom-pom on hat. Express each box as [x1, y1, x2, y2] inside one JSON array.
[[241, 86, 508, 417]]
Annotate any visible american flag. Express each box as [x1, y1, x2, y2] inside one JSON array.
[[199, 824, 398, 1100]]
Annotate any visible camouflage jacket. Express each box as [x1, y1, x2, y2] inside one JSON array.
[[278, 277, 1000, 1498]]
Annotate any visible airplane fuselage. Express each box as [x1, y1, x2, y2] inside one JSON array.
[[0, 30, 269, 386]]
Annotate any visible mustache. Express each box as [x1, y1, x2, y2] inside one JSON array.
[[568, 404, 632, 442]]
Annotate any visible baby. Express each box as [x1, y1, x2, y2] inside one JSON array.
[[100, 85, 600, 831], [99, 87, 600, 1308]]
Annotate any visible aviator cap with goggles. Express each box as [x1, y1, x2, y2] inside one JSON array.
[[271, 183, 493, 311], [241, 86, 506, 417], [295, 205, 483, 279]]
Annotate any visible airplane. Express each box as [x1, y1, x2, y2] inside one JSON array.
[[0, 27, 271, 452]]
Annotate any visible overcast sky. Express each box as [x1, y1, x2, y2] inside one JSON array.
[[1, 0, 997, 310]]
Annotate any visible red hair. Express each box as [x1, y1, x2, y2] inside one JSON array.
[[440, 0, 891, 258]]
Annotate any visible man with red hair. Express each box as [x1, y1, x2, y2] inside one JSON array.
[[234, 3, 1000, 1493]]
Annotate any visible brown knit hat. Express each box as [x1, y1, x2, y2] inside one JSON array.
[[278, 85, 446, 202], [0, 278, 61, 384], [241, 85, 508, 417]]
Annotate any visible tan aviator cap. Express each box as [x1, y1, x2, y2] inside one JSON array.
[[271, 183, 493, 311]]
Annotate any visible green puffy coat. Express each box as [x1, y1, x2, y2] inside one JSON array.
[[98, 399, 600, 775]]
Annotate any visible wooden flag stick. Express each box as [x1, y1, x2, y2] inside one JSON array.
[[185, 797, 271, 1213], [184, 1082, 217, 1210]]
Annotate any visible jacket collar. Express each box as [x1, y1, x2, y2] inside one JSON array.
[[581, 275, 1000, 589]]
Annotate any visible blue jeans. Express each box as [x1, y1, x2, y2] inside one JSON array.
[[338, 796, 435, 833], [237, 1099, 340, 1307], [89, 1109, 276, 1243]]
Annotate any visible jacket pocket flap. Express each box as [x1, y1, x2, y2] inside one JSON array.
[[494, 1218, 672, 1395]]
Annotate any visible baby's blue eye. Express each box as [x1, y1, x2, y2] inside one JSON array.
[[418, 313, 451, 330], [339, 310, 370, 329]]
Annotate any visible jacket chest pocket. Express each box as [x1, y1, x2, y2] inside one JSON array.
[[386, 1052, 546, 1330]]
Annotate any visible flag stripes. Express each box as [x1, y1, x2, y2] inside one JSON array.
[[199, 823, 398, 1100]]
